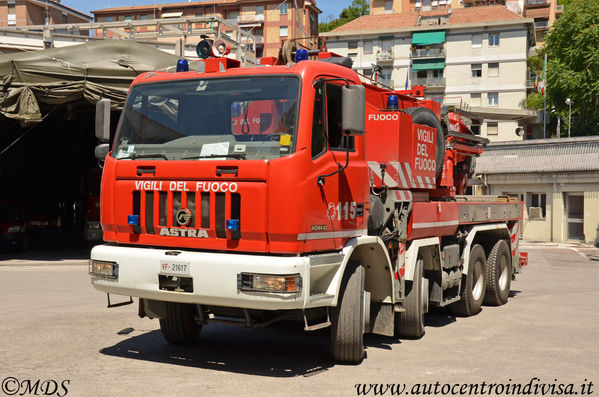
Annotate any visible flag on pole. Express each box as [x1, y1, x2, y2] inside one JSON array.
[[540, 54, 547, 95], [534, 72, 539, 89], [405, 70, 409, 90]]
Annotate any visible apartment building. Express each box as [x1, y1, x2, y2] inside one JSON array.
[[321, 6, 536, 142], [523, 0, 562, 46], [92, 0, 320, 58], [370, 0, 561, 48], [0, 0, 91, 27]]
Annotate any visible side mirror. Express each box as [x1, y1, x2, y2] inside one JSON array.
[[95, 98, 111, 143], [341, 84, 365, 135], [95, 143, 109, 161]]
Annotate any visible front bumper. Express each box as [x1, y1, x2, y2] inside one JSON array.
[[90, 244, 343, 311]]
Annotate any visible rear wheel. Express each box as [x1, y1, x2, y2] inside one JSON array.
[[449, 244, 486, 317], [331, 260, 365, 363], [395, 259, 427, 339], [159, 302, 202, 344], [484, 240, 512, 306]]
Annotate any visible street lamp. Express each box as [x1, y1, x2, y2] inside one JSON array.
[[565, 98, 572, 138]]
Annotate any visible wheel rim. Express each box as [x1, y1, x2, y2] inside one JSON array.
[[472, 261, 484, 301], [498, 255, 509, 290]]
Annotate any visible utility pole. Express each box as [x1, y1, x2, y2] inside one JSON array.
[[566, 98, 572, 138]]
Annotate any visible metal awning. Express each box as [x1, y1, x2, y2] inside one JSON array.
[[412, 60, 445, 71], [161, 12, 183, 18], [238, 22, 262, 27], [412, 31, 446, 46]]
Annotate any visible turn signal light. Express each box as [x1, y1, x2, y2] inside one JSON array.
[[90, 260, 119, 279], [237, 273, 302, 293]]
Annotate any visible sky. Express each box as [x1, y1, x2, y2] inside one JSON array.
[[61, 0, 347, 21]]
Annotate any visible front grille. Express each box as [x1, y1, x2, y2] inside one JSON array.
[[131, 189, 241, 238]]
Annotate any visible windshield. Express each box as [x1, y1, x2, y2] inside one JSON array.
[[113, 76, 300, 161]]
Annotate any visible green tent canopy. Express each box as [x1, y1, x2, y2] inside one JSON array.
[[412, 31, 446, 46], [0, 40, 182, 123], [412, 60, 446, 71]]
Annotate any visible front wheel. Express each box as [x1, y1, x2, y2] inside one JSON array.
[[331, 260, 365, 363], [449, 244, 486, 317], [159, 302, 202, 345]]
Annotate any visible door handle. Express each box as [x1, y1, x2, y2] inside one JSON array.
[[136, 167, 156, 176], [216, 166, 238, 177]]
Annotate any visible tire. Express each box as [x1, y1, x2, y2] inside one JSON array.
[[449, 244, 486, 317], [404, 107, 445, 178], [484, 240, 512, 306], [331, 260, 365, 363], [159, 302, 202, 345], [395, 259, 426, 339]]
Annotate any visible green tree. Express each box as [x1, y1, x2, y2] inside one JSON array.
[[318, 0, 369, 33], [530, 0, 599, 136]]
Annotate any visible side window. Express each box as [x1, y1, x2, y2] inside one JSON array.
[[311, 84, 326, 158], [326, 83, 355, 151], [312, 81, 355, 159]]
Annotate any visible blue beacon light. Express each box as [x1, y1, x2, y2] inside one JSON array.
[[294, 49, 308, 63], [387, 95, 399, 110], [226, 219, 240, 231], [176, 59, 189, 72]]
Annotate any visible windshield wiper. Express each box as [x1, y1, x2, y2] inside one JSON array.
[[128, 153, 169, 160], [181, 153, 247, 160]]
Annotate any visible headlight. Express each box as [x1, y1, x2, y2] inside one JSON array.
[[237, 273, 301, 293], [90, 260, 118, 279]]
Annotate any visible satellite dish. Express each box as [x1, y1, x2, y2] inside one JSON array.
[[515, 126, 525, 137]]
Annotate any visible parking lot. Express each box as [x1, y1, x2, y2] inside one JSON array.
[[1, 243, 598, 397]]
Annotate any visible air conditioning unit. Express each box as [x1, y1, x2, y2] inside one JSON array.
[[529, 207, 543, 219]]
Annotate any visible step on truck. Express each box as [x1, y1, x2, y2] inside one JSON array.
[[90, 44, 527, 363]]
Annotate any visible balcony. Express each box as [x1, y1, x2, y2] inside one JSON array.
[[411, 76, 446, 87], [410, 4, 451, 12], [375, 49, 394, 63], [462, 0, 505, 5], [240, 35, 264, 45], [525, 0, 550, 6], [411, 48, 446, 59], [237, 14, 264, 26], [534, 20, 550, 29]]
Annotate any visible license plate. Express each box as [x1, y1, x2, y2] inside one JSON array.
[[160, 261, 190, 276]]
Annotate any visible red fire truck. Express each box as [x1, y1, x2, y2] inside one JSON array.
[[90, 48, 526, 363]]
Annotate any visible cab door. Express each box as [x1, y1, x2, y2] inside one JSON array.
[[301, 78, 369, 251]]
